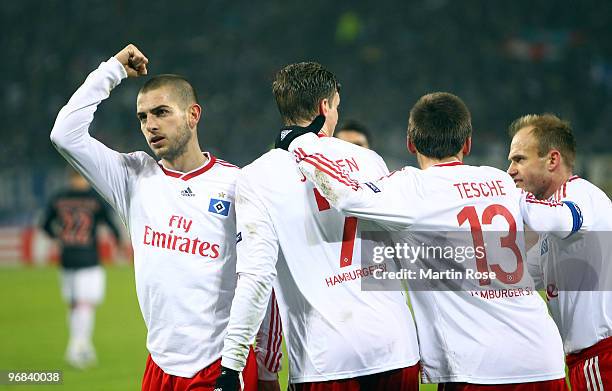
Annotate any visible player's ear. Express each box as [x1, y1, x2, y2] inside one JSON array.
[[188, 104, 202, 128], [547, 149, 561, 172], [407, 137, 417, 155], [462, 137, 472, 157], [318, 98, 329, 116]]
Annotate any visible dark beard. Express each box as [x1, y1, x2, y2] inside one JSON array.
[[156, 125, 192, 161]]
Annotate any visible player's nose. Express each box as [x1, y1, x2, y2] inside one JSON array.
[[507, 163, 517, 176], [145, 117, 160, 133]]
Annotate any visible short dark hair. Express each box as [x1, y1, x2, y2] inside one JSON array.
[[408, 92, 472, 159], [139, 74, 198, 108], [509, 114, 576, 168], [272, 62, 340, 125], [337, 119, 371, 145], [339, 120, 370, 138]]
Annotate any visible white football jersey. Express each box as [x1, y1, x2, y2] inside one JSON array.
[[50, 57, 277, 377], [255, 290, 284, 381], [529, 176, 612, 354], [289, 133, 582, 384], [221, 137, 420, 384]]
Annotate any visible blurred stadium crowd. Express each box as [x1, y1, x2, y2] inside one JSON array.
[[1, 0, 611, 227]]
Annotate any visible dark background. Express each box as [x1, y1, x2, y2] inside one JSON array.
[[2, 0, 611, 223]]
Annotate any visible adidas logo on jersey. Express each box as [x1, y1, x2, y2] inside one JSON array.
[[181, 187, 195, 197], [280, 129, 292, 141]]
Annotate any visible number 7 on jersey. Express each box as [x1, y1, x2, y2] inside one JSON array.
[[313, 189, 357, 268]]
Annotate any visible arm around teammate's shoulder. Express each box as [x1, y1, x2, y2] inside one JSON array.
[[519, 191, 583, 238], [289, 133, 417, 229]]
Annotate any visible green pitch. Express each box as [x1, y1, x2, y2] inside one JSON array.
[[0, 265, 436, 390]]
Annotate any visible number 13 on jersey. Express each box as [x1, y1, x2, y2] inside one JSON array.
[[457, 204, 524, 286]]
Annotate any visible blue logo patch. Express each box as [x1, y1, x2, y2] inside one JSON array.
[[208, 198, 231, 216], [364, 182, 381, 193], [236, 232, 242, 243]]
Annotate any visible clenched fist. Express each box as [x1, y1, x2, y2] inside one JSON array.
[[114, 44, 148, 77]]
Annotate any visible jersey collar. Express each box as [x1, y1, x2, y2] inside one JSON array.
[[431, 160, 463, 167], [550, 174, 580, 201], [158, 152, 216, 181]]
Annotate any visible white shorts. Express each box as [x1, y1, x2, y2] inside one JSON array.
[[60, 265, 106, 305]]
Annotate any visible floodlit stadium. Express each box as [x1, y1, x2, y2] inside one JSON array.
[[2, 1, 611, 390]]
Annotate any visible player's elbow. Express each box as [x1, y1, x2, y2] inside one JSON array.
[[50, 123, 66, 149], [49, 109, 73, 148], [50, 131, 59, 147]]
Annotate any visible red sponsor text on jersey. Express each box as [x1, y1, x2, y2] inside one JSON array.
[[453, 180, 506, 199], [143, 215, 220, 258]]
